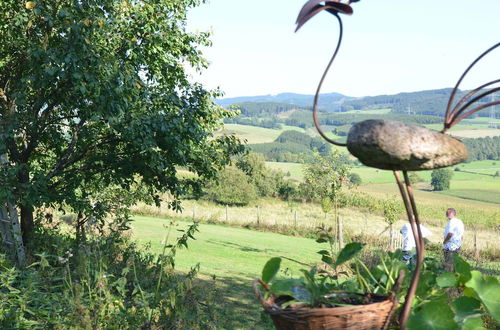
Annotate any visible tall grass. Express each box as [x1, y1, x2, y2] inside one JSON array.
[[0, 223, 221, 329]]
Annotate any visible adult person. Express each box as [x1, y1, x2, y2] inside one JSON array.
[[400, 222, 432, 266], [443, 208, 464, 272]]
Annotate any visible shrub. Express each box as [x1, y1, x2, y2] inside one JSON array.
[[206, 167, 257, 205], [348, 173, 362, 186], [407, 172, 424, 184], [431, 168, 453, 191]]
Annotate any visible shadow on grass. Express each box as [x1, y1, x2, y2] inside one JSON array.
[[207, 239, 282, 254], [193, 273, 274, 329]]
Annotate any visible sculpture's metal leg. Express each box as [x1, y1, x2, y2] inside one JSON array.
[[393, 171, 423, 329]]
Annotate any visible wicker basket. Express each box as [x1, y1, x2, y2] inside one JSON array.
[[253, 273, 403, 330]]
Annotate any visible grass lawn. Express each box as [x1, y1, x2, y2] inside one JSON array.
[[131, 216, 321, 329]]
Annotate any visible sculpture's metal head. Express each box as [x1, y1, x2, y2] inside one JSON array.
[[296, 0, 357, 32]]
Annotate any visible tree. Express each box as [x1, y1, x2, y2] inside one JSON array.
[[303, 151, 351, 249], [348, 173, 362, 186], [0, 0, 243, 245], [382, 197, 401, 251], [236, 152, 285, 197], [205, 167, 257, 206], [431, 168, 454, 191]]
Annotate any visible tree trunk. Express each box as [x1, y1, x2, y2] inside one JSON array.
[[389, 224, 394, 251], [18, 167, 34, 246], [338, 215, 344, 249], [20, 205, 34, 246]]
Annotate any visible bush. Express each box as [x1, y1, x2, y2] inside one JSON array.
[[407, 172, 424, 184], [431, 168, 453, 191], [206, 167, 257, 205], [348, 173, 362, 186]]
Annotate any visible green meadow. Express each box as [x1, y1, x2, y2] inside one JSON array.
[[131, 216, 321, 329]]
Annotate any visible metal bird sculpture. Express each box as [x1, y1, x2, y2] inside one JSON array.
[[295, 0, 499, 328]]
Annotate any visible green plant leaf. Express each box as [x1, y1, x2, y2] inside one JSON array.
[[262, 257, 281, 283], [462, 317, 486, 330], [407, 301, 459, 330], [453, 254, 471, 284], [321, 255, 333, 264], [334, 242, 364, 268], [465, 271, 500, 322], [436, 272, 457, 288], [451, 296, 482, 324], [317, 250, 330, 256]]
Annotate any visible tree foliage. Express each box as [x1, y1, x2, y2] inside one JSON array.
[[0, 0, 242, 244], [205, 167, 257, 206], [431, 168, 454, 191], [235, 152, 285, 197]]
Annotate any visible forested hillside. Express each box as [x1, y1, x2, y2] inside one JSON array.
[[248, 130, 332, 162], [463, 136, 500, 161], [220, 88, 494, 117]]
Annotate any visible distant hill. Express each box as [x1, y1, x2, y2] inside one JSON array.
[[216, 92, 348, 110], [218, 88, 490, 117]]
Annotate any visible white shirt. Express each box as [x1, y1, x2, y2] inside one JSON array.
[[401, 223, 432, 251], [443, 217, 464, 251]]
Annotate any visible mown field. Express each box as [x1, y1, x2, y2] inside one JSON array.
[[131, 216, 321, 329], [220, 124, 305, 144], [130, 214, 500, 329]]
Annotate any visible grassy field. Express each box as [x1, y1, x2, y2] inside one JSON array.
[[131, 216, 321, 329], [130, 214, 499, 329], [266, 160, 500, 206], [220, 124, 305, 144]]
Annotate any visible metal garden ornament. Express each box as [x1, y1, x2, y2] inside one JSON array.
[[295, 0, 499, 328]]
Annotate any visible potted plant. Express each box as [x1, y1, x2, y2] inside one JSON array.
[[254, 242, 405, 330]]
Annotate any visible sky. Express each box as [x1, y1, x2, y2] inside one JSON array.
[[187, 0, 500, 99]]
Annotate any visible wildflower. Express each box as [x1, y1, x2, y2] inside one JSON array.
[[58, 256, 68, 264]]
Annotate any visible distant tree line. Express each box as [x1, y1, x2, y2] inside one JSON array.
[[284, 111, 443, 129], [463, 136, 500, 161], [248, 130, 332, 163], [224, 116, 283, 129]]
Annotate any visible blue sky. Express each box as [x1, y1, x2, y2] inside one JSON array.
[[187, 0, 500, 99]]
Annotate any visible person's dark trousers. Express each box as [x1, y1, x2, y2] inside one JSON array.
[[443, 248, 461, 272]]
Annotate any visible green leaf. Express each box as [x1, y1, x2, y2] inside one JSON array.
[[317, 250, 330, 256], [462, 317, 486, 330], [262, 257, 281, 283], [436, 272, 457, 288], [407, 301, 459, 330], [334, 242, 364, 268], [453, 254, 471, 284], [321, 255, 333, 264], [465, 271, 500, 322], [451, 296, 482, 324]]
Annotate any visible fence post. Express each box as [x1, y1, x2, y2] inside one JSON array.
[[294, 210, 297, 229], [225, 204, 228, 222], [473, 226, 479, 259], [192, 205, 195, 220], [257, 206, 260, 226]]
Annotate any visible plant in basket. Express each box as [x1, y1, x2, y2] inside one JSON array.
[[254, 240, 406, 330]]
